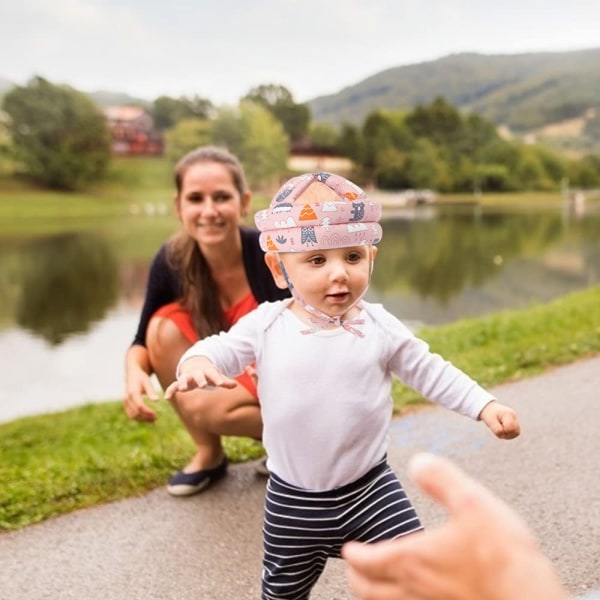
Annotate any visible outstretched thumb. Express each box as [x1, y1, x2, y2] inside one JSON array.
[[407, 453, 490, 517]]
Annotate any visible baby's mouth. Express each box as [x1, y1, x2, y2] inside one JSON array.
[[326, 291, 350, 302]]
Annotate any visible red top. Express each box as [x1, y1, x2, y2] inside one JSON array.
[[154, 292, 260, 398]]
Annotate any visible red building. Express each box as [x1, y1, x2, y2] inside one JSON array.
[[104, 106, 163, 156]]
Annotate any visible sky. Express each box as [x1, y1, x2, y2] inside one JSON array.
[[1, 0, 599, 105]]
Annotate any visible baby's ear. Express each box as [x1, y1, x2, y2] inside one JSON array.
[[264, 253, 288, 290]]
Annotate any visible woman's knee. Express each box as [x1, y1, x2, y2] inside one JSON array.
[[169, 389, 213, 419], [170, 387, 260, 429], [147, 316, 189, 360], [147, 316, 190, 385]]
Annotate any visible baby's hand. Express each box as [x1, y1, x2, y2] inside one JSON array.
[[164, 356, 237, 399], [479, 401, 521, 440]]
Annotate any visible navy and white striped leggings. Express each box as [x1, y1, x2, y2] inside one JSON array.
[[261, 457, 423, 600]]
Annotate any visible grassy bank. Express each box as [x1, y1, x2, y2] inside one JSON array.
[[0, 157, 568, 228], [1, 285, 599, 532], [0, 157, 172, 223], [0, 156, 274, 231]]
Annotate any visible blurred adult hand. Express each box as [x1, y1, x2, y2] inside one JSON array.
[[343, 453, 567, 600]]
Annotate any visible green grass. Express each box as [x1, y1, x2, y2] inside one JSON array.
[[391, 284, 600, 408], [0, 156, 270, 235], [446, 190, 565, 207], [1, 284, 599, 532], [1, 157, 561, 238], [0, 157, 173, 223], [0, 402, 264, 531]]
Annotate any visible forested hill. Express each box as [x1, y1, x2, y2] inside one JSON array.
[[308, 48, 600, 132]]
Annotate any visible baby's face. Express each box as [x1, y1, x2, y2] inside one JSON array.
[[280, 245, 374, 319]]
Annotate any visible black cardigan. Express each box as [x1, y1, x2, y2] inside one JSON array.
[[132, 227, 290, 347]]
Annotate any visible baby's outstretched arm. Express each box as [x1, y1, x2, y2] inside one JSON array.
[[164, 355, 237, 399], [479, 401, 521, 439]]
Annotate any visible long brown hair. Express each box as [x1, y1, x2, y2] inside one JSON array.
[[167, 146, 249, 338]]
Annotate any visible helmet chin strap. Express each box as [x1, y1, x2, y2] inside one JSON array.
[[276, 247, 375, 338]]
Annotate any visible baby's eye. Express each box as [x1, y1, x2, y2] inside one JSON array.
[[347, 252, 363, 263], [308, 255, 326, 266]]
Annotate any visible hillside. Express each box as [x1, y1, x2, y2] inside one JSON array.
[[88, 90, 151, 108], [308, 48, 600, 138], [2, 48, 600, 151], [0, 76, 149, 108]]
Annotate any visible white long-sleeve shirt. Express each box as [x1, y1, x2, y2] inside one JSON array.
[[179, 300, 495, 491]]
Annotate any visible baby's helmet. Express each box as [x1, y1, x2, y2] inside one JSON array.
[[255, 172, 382, 253]]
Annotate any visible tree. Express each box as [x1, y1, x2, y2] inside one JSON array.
[[0, 110, 12, 173], [243, 84, 310, 142], [531, 145, 569, 184], [403, 138, 452, 191], [375, 146, 409, 189], [359, 110, 417, 187], [152, 95, 214, 131], [405, 97, 464, 147], [336, 123, 364, 164], [515, 148, 551, 190], [164, 118, 213, 163], [2, 77, 111, 190], [475, 164, 514, 191], [361, 110, 394, 181], [570, 154, 600, 188], [212, 100, 289, 189], [307, 123, 338, 151], [238, 101, 289, 189], [479, 138, 523, 173], [211, 107, 245, 155]]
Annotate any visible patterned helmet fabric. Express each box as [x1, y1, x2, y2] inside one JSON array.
[[255, 172, 382, 253]]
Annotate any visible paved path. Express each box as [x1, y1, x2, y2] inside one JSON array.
[[1, 356, 599, 599]]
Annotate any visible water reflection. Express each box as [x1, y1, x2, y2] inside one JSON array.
[[14, 233, 119, 344], [373, 208, 565, 303], [367, 202, 600, 325], [1, 204, 600, 344], [1, 201, 599, 421]]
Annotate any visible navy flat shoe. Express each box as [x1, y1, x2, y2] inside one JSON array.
[[255, 457, 270, 477], [167, 457, 228, 496]]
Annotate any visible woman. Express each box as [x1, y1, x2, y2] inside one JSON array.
[[123, 146, 289, 496]]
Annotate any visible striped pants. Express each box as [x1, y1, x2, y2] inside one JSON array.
[[261, 457, 423, 600]]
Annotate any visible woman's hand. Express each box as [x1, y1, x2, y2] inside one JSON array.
[[124, 363, 160, 422], [124, 345, 159, 422]]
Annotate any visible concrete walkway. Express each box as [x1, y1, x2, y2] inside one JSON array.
[[1, 356, 599, 599]]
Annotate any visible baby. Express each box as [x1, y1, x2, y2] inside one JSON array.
[[167, 171, 520, 600]]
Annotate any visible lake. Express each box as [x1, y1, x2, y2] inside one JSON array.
[[1, 194, 599, 423]]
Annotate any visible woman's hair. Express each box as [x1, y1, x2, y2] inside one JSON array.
[[173, 145, 248, 198], [167, 146, 249, 338]]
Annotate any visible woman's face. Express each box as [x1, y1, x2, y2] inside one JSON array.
[[175, 161, 250, 248]]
